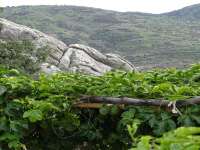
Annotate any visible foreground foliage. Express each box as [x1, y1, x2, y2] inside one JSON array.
[[1, 64, 200, 149], [129, 125, 200, 150]]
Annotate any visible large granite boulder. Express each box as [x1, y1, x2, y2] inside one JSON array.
[[59, 44, 135, 75], [0, 18, 135, 75]]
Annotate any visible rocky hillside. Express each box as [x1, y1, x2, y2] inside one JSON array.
[[1, 4, 200, 69], [0, 18, 135, 75], [165, 4, 200, 20]]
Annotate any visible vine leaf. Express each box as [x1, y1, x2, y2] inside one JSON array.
[[23, 109, 43, 123]]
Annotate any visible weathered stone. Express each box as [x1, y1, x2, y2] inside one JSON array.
[[59, 48, 74, 70], [59, 44, 135, 75], [0, 18, 136, 75], [69, 44, 108, 62], [105, 53, 135, 71], [59, 47, 112, 75], [0, 18, 68, 66]]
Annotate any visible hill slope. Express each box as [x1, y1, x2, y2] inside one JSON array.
[[1, 5, 200, 69], [165, 4, 200, 20]]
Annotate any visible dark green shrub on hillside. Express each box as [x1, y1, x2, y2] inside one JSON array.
[[0, 40, 48, 74]]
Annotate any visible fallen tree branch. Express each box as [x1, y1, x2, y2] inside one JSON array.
[[74, 102, 125, 109], [79, 96, 200, 108]]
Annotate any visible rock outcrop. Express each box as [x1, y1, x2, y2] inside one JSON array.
[[0, 18, 135, 75], [0, 18, 67, 66], [58, 44, 135, 75]]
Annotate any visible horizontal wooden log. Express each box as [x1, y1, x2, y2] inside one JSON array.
[[79, 96, 200, 108], [74, 102, 125, 109], [74, 103, 104, 109]]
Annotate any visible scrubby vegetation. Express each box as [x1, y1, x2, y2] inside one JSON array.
[[0, 41, 48, 74], [1, 64, 200, 149]]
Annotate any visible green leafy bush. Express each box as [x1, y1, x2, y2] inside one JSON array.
[[129, 127, 200, 150], [1, 64, 200, 149]]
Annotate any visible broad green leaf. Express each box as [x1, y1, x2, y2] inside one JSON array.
[[23, 109, 43, 122], [174, 127, 200, 136], [136, 136, 152, 150], [0, 133, 19, 141]]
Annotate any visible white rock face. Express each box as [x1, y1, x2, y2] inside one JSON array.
[[60, 47, 112, 75], [0, 18, 136, 75], [59, 44, 135, 75], [105, 53, 135, 71]]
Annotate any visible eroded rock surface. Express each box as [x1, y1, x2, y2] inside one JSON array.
[[0, 18, 135, 75], [59, 44, 135, 75], [0, 18, 68, 66]]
